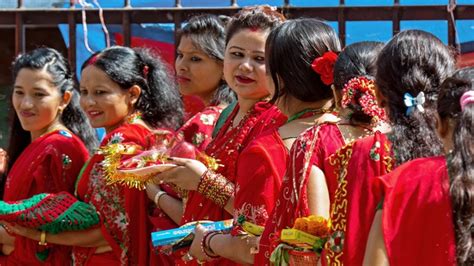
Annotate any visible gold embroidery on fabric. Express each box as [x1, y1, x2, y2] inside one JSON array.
[[326, 143, 354, 265], [382, 142, 393, 172]]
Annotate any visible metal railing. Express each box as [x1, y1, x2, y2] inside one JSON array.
[[1, 0, 473, 72]]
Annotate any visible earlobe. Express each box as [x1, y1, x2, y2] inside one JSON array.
[[60, 91, 72, 111], [129, 85, 142, 106]]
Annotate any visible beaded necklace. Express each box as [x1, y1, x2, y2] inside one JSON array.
[[206, 103, 266, 182]]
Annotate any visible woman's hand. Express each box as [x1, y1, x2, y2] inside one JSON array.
[[0, 149, 8, 175], [189, 224, 211, 262], [155, 158, 207, 191]]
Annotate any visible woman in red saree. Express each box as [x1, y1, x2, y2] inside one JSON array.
[[0, 48, 96, 265], [5, 46, 183, 265], [145, 14, 235, 265], [318, 42, 391, 266], [364, 67, 473, 265], [154, 6, 286, 266], [245, 19, 356, 265], [182, 18, 346, 265], [329, 31, 455, 266], [174, 14, 236, 151]]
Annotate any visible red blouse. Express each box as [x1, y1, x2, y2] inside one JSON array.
[[256, 123, 345, 265], [378, 156, 457, 266], [323, 132, 393, 265], [3, 130, 89, 266]]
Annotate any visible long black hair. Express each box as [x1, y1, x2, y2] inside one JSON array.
[[375, 30, 455, 165], [266, 18, 341, 104], [177, 14, 235, 105], [82, 46, 184, 130], [437, 67, 474, 265], [333, 41, 384, 124], [9, 47, 98, 168]]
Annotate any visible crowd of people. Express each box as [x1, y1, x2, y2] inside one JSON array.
[[0, 5, 471, 266]]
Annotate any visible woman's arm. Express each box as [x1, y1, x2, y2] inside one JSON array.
[[189, 225, 256, 265], [156, 158, 235, 214], [146, 184, 183, 224], [306, 165, 330, 219], [3, 223, 108, 248], [363, 210, 389, 266]]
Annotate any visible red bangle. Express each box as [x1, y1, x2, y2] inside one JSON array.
[[201, 231, 220, 259]]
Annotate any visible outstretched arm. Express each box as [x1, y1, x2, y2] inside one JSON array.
[[189, 225, 256, 265], [2, 222, 108, 248]]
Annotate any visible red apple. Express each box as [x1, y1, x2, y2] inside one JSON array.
[[169, 141, 197, 159]]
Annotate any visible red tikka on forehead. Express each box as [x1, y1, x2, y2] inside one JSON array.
[[249, 26, 260, 32], [86, 53, 100, 67]]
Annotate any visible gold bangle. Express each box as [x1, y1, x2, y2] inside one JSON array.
[[38, 231, 47, 246]]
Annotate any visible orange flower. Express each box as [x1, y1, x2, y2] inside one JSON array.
[[293, 217, 309, 232], [307, 216, 330, 237]]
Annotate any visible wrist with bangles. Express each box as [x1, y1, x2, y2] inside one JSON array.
[[197, 170, 234, 207], [154, 190, 167, 208], [201, 230, 222, 260]]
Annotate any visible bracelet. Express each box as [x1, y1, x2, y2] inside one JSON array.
[[197, 170, 234, 207], [38, 231, 47, 246], [201, 231, 221, 260], [153, 191, 167, 208]]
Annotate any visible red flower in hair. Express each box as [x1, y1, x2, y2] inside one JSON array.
[[311, 51, 338, 85]]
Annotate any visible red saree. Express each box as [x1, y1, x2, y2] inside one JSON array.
[[2, 130, 89, 266], [150, 106, 224, 265], [178, 102, 284, 266], [378, 156, 456, 266], [177, 106, 224, 151], [73, 123, 160, 266], [256, 123, 345, 265], [233, 123, 288, 232], [323, 132, 394, 266]]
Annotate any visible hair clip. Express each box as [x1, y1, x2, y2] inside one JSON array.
[[403, 91, 425, 116], [311, 51, 338, 86], [460, 90, 474, 111]]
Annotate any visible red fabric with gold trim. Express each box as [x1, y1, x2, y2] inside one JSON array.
[[322, 132, 393, 265], [256, 123, 345, 266]]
